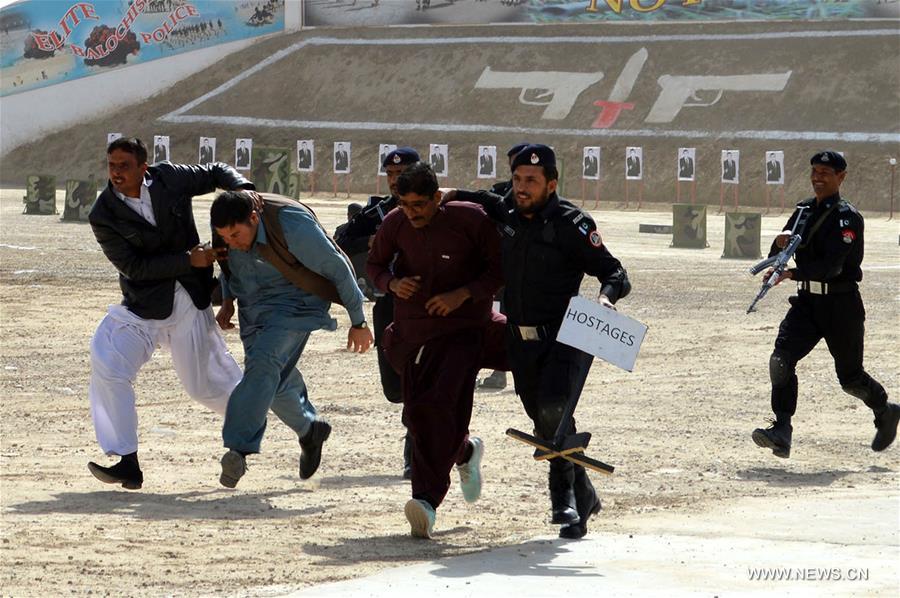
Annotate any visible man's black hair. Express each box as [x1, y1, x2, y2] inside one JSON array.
[[211, 191, 254, 229], [396, 161, 439, 197], [543, 165, 560, 182], [107, 137, 148, 165]]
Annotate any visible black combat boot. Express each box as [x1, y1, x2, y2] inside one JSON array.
[[88, 452, 143, 490], [872, 403, 900, 452], [752, 419, 792, 458], [559, 465, 602, 539], [548, 458, 579, 525], [402, 432, 413, 480]]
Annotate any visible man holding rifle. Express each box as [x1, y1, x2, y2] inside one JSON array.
[[752, 151, 899, 458]]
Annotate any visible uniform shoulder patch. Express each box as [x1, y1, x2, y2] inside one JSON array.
[[589, 230, 603, 247], [837, 200, 859, 217], [841, 229, 855, 244]]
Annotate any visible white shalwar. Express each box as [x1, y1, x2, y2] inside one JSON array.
[[88, 282, 241, 456]]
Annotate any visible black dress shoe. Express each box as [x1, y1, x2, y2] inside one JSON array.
[[88, 455, 143, 490], [872, 403, 900, 452], [299, 419, 332, 480]]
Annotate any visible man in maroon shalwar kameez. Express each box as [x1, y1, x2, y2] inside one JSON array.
[[367, 162, 507, 538]]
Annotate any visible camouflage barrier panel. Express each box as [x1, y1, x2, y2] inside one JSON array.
[[23, 174, 56, 215], [251, 147, 292, 196], [287, 172, 304, 199], [722, 212, 762, 259], [62, 179, 97, 221], [671, 203, 707, 248]]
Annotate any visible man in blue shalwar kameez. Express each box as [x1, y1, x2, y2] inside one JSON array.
[[210, 191, 373, 488]]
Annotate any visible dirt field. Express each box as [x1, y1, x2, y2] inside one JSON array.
[[1, 188, 897, 597]]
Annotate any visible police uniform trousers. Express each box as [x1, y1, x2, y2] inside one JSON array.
[[373, 293, 402, 404], [89, 283, 242, 456], [772, 289, 886, 416], [506, 325, 597, 512], [395, 318, 507, 508]]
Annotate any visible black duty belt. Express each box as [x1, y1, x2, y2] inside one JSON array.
[[798, 280, 857, 295], [509, 323, 556, 342]]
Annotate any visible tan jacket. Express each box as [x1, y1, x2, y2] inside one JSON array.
[[255, 193, 354, 305]]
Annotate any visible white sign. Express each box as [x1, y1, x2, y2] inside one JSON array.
[[556, 296, 647, 372]]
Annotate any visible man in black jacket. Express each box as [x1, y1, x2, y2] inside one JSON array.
[[86, 137, 254, 490]]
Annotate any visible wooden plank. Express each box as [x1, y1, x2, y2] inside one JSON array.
[[506, 428, 615, 475]]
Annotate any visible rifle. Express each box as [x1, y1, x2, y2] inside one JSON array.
[[747, 206, 807, 314]]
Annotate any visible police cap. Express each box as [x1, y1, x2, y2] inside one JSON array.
[[382, 147, 420, 168], [506, 142, 529, 157], [810, 150, 847, 172], [511, 144, 556, 171], [347, 202, 363, 218]]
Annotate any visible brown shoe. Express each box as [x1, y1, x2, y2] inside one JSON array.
[[220, 450, 247, 488]]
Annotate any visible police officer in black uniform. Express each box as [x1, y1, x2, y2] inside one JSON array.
[[449, 144, 630, 539], [334, 147, 420, 478], [752, 151, 899, 458]]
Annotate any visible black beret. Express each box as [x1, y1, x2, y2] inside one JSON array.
[[511, 144, 556, 171], [506, 142, 529, 157], [382, 147, 420, 168], [810, 150, 846, 172]]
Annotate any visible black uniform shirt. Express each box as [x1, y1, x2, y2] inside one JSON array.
[[772, 192, 863, 283], [491, 180, 512, 197], [455, 190, 629, 326], [334, 194, 397, 255]]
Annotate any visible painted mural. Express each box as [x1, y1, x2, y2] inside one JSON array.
[[0, 0, 284, 96], [303, 0, 899, 27]]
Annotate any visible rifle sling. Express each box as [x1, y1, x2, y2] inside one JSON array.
[[799, 201, 841, 249]]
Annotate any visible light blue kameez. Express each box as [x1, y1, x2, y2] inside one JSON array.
[[221, 205, 365, 453]]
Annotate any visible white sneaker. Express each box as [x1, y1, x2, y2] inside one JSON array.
[[456, 436, 484, 503], [404, 499, 436, 539]]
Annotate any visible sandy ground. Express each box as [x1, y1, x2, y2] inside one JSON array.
[[0, 189, 897, 597]]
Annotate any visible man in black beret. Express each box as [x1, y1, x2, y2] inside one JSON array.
[[334, 146, 420, 478], [752, 151, 899, 458], [445, 144, 631, 539]]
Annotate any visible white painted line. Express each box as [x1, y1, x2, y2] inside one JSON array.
[[159, 114, 900, 143]]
